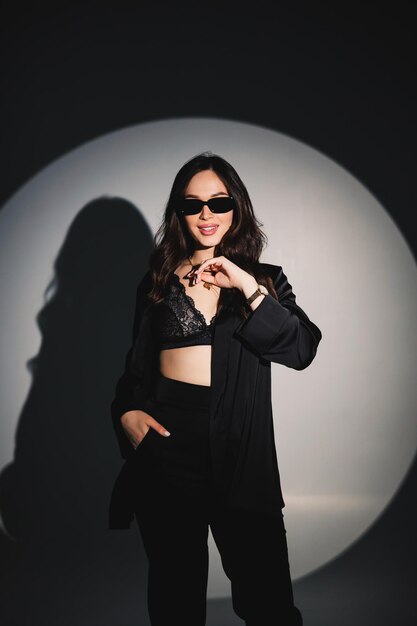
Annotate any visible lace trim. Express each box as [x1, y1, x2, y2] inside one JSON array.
[[152, 273, 217, 350], [170, 272, 217, 327]]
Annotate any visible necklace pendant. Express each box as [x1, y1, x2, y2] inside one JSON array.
[[203, 281, 211, 290]]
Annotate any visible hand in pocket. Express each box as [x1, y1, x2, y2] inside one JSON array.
[[120, 409, 171, 449]]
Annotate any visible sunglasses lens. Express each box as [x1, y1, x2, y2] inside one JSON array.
[[210, 197, 235, 213], [180, 199, 202, 215], [180, 196, 235, 215]]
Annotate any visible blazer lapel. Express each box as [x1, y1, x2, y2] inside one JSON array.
[[210, 308, 237, 419]]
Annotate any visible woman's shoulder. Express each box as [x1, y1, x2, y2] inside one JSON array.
[[136, 268, 152, 286], [135, 269, 153, 301], [258, 262, 294, 298], [258, 262, 282, 281]]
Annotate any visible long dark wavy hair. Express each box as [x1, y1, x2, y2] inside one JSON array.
[[147, 151, 278, 320]]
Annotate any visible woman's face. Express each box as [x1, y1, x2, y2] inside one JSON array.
[[182, 169, 234, 249]]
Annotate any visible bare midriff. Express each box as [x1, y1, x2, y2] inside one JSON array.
[[159, 345, 212, 387]]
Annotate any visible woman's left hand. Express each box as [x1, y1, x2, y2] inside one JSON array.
[[190, 256, 257, 292]]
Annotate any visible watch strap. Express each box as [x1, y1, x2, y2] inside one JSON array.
[[246, 285, 267, 306]]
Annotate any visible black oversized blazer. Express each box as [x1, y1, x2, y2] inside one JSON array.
[[108, 262, 322, 529]]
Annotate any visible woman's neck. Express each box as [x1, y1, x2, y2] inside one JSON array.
[[188, 246, 215, 266]]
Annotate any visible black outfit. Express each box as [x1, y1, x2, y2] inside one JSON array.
[[108, 263, 322, 626]]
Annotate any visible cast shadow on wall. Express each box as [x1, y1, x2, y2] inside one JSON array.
[[0, 197, 155, 626]]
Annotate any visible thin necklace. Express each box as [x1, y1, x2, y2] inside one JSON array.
[[188, 254, 212, 290]]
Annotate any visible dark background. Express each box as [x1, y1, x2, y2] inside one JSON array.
[[0, 2, 416, 625]]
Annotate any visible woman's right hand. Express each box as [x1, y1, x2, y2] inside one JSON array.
[[120, 409, 171, 449]]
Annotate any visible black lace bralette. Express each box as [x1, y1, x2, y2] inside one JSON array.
[[153, 272, 217, 350]]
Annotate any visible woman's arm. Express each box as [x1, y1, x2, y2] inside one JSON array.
[[110, 270, 153, 458], [234, 265, 322, 370]]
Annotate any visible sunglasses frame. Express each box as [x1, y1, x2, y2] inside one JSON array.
[[177, 195, 236, 216]]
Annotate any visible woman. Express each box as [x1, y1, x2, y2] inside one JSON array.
[[109, 152, 322, 626]]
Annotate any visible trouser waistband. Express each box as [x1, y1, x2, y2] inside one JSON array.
[[153, 373, 211, 410]]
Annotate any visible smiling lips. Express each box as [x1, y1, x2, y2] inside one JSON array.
[[198, 224, 219, 236]]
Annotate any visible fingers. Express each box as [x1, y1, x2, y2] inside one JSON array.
[[199, 271, 217, 284], [191, 270, 216, 286], [127, 433, 140, 449], [151, 422, 171, 437], [129, 423, 171, 449], [192, 257, 224, 283], [193, 256, 224, 275], [121, 413, 171, 450], [125, 425, 149, 448]]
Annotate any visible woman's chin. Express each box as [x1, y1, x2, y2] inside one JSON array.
[[193, 234, 222, 247]]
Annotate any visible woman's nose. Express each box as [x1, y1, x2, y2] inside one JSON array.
[[200, 203, 213, 217]]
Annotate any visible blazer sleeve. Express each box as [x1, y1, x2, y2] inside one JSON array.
[[234, 265, 322, 370], [110, 270, 153, 459]]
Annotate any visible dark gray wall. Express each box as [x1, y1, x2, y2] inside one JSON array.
[[0, 3, 415, 625]]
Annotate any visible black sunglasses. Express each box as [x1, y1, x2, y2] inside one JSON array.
[[178, 196, 236, 216]]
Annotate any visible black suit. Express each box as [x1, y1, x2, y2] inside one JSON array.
[[109, 262, 322, 529], [108, 262, 322, 625]]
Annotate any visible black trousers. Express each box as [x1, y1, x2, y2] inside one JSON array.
[[133, 373, 303, 626]]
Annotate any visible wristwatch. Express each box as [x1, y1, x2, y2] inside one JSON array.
[[246, 283, 268, 305]]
